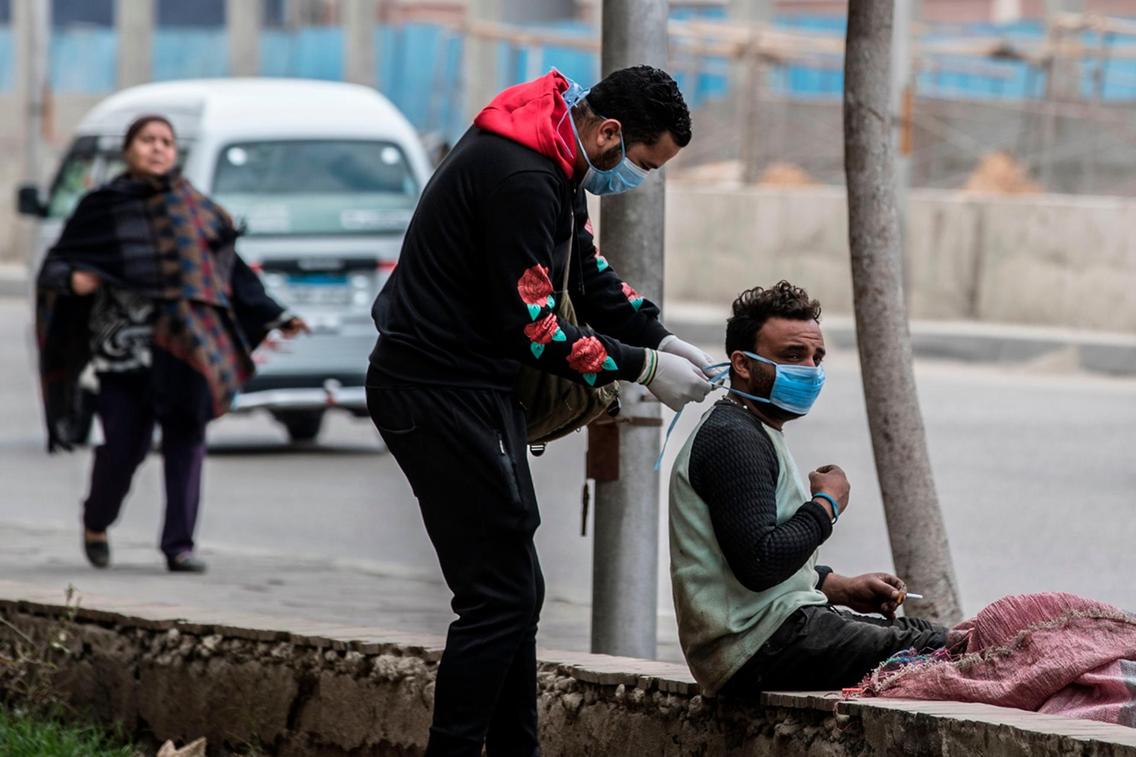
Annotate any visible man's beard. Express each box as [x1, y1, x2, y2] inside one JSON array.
[[594, 144, 623, 171]]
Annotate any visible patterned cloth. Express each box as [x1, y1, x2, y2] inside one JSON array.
[[860, 592, 1136, 727], [36, 171, 283, 451], [89, 287, 156, 373]]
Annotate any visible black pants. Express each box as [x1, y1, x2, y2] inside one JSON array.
[[83, 372, 207, 559], [367, 381, 543, 757], [721, 604, 948, 695]]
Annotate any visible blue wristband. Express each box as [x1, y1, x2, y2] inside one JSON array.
[[812, 492, 840, 523]]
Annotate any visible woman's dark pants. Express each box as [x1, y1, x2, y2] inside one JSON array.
[[82, 372, 207, 559], [368, 383, 543, 757]]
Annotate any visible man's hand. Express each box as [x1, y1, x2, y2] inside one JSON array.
[[658, 335, 717, 377], [808, 463, 850, 517], [643, 350, 713, 411], [823, 572, 906, 620], [70, 270, 100, 296]]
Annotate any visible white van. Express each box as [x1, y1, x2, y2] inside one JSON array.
[[17, 78, 432, 443]]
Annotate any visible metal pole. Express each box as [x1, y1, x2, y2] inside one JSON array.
[[116, 0, 154, 88], [18, 0, 49, 183], [14, 0, 50, 267], [226, 0, 262, 77], [1041, 0, 1084, 191], [591, 0, 668, 660], [890, 0, 918, 310], [731, 0, 772, 184], [463, 0, 502, 124], [344, 0, 377, 88]]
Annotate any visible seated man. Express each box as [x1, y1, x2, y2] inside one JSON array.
[[668, 281, 947, 696]]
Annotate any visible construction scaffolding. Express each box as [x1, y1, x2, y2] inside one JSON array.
[[463, 9, 1136, 195]]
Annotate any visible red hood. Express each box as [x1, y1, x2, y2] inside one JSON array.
[[474, 71, 578, 180]]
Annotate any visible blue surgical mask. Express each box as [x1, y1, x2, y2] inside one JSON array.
[[559, 76, 648, 196], [653, 352, 824, 471], [730, 351, 825, 415]]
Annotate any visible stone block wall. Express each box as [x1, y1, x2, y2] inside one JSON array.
[[3, 597, 1136, 756]]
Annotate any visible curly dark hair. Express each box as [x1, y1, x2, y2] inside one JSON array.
[[725, 281, 822, 356], [583, 65, 692, 147]]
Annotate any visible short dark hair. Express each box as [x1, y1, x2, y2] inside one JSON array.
[[584, 65, 692, 148], [123, 114, 175, 152], [725, 281, 822, 356]]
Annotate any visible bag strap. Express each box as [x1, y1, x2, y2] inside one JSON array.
[[559, 198, 575, 293]]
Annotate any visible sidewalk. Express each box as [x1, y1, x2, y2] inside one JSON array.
[[6, 524, 1136, 756], [0, 520, 683, 662]]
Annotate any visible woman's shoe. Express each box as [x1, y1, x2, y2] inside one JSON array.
[[83, 532, 110, 568], [166, 552, 207, 573]]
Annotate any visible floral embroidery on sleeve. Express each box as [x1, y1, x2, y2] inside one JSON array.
[[517, 264, 556, 321], [567, 335, 618, 385], [524, 313, 566, 358], [621, 282, 644, 311]]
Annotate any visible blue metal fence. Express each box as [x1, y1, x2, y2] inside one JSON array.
[[1, 14, 1134, 140], [0, 26, 10, 91]]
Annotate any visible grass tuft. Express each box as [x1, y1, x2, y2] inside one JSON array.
[[0, 707, 137, 757]]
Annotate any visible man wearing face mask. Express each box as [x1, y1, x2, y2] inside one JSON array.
[[668, 282, 947, 697], [367, 66, 712, 756]]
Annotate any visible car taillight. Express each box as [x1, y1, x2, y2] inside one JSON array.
[[377, 260, 397, 274], [250, 261, 264, 274]]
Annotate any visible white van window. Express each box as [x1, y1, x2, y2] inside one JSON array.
[[47, 136, 185, 219], [211, 140, 419, 236]]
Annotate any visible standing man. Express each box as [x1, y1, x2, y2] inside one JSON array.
[[366, 66, 712, 755]]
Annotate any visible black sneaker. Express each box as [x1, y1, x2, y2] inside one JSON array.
[[84, 536, 110, 569], [166, 553, 207, 573]]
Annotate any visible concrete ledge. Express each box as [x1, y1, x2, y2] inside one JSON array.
[[2, 587, 1134, 756]]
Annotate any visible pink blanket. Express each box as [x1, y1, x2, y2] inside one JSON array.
[[861, 593, 1136, 727]]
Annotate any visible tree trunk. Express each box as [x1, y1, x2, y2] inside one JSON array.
[[842, 1, 962, 625]]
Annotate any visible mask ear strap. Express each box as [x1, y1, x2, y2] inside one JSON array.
[[708, 359, 773, 405], [652, 362, 732, 472]]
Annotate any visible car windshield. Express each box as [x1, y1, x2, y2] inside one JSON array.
[[211, 139, 419, 236]]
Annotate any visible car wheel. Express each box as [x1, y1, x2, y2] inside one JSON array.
[[276, 410, 325, 444]]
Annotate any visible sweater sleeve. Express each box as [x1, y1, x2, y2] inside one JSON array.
[[570, 188, 671, 349], [481, 169, 646, 387], [689, 408, 833, 593]]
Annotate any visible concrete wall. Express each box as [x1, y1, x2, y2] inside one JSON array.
[[664, 182, 1136, 332], [3, 597, 1136, 756]]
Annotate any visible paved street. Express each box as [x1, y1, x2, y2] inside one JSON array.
[[2, 295, 1135, 662]]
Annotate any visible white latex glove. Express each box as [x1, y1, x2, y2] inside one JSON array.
[[641, 350, 713, 411], [658, 334, 717, 376]]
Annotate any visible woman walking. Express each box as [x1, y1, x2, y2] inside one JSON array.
[[36, 115, 307, 573]]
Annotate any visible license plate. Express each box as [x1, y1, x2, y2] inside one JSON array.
[[286, 273, 350, 306]]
